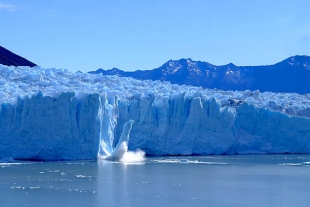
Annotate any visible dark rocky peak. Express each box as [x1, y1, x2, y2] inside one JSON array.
[[225, 63, 237, 67], [0, 46, 36, 67], [107, 67, 122, 72], [277, 55, 310, 69]]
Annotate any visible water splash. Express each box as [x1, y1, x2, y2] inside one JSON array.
[[120, 149, 145, 163], [98, 119, 145, 163]]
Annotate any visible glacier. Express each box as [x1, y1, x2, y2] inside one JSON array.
[[0, 64, 310, 160]]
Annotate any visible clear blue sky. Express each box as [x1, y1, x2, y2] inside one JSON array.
[[1, 0, 310, 72]]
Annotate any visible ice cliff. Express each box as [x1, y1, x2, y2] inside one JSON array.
[[0, 64, 310, 160]]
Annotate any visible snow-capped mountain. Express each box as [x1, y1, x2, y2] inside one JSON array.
[[90, 56, 310, 94], [0, 46, 36, 67]]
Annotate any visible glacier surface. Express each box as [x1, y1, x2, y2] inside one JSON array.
[[0, 64, 310, 160]]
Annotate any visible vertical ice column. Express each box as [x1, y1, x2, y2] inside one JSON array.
[[95, 93, 135, 160], [98, 93, 118, 157], [97, 93, 136, 160], [110, 119, 134, 160]]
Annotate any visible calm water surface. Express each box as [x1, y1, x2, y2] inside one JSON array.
[[1, 155, 310, 207]]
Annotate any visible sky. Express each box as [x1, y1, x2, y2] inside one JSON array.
[[1, 0, 310, 72]]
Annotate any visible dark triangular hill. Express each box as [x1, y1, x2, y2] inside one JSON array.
[[0, 46, 36, 67]]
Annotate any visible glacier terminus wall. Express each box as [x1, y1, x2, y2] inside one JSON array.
[[0, 65, 310, 160]]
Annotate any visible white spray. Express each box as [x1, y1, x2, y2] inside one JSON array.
[[99, 119, 145, 162]]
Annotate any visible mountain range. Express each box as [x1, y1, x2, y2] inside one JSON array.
[[0, 46, 36, 67], [90, 56, 310, 94], [0, 45, 309, 94]]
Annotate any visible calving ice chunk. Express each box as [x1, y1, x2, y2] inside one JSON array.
[[0, 64, 310, 160], [110, 120, 133, 160], [101, 119, 145, 162]]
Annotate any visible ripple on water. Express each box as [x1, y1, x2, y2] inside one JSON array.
[[152, 159, 229, 165]]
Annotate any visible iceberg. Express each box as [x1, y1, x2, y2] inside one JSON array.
[[0, 64, 310, 160]]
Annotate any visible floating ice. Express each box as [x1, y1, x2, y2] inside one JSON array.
[[153, 159, 228, 165], [0, 64, 310, 160]]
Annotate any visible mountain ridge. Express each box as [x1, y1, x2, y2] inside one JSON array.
[[90, 55, 310, 94]]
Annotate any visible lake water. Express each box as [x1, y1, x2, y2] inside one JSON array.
[[1, 155, 310, 207]]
